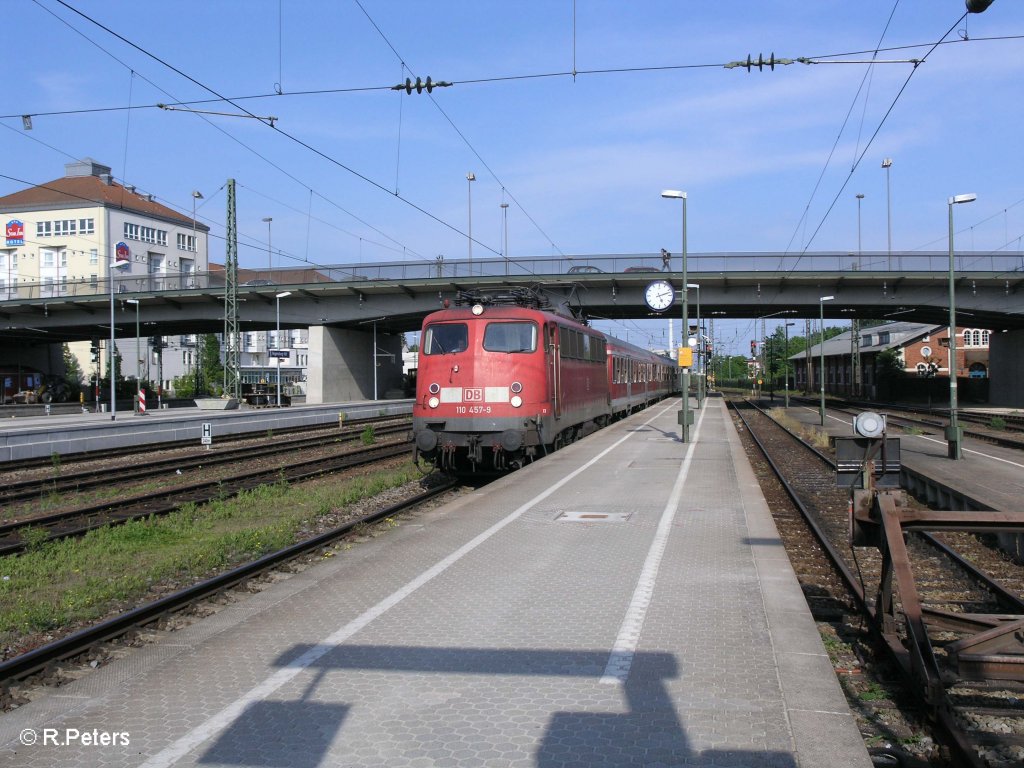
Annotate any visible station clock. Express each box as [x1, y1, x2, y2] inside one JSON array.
[[644, 279, 675, 312]]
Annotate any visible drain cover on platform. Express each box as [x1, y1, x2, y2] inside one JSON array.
[[556, 511, 632, 522]]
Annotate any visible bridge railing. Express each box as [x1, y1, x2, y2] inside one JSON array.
[[3, 251, 1022, 300]]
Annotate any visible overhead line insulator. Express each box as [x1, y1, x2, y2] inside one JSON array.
[[391, 76, 452, 94], [724, 53, 796, 71]]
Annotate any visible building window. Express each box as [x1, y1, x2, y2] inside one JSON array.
[[878, 332, 890, 344], [37, 221, 52, 237], [177, 233, 197, 252], [54, 219, 77, 236], [90, 273, 98, 287], [124, 222, 140, 240], [79, 218, 95, 234], [42, 250, 54, 267], [861, 334, 872, 346], [90, 249, 98, 264]]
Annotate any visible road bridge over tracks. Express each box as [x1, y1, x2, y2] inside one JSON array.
[[2, 252, 1022, 403]]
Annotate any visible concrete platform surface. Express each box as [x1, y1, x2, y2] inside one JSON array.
[[0, 397, 871, 768]]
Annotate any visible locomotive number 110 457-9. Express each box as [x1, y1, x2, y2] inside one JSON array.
[[455, 405, 492, 415]]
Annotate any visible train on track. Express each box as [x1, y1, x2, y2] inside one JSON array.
[[412, 289, 677, 474]]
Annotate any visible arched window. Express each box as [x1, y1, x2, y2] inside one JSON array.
[[980, 329, 990, 346]]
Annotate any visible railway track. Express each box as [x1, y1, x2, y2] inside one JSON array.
[[0, 479, 458, 685], [0, 419, 411, 509], [729, 397, 1024, 768], [0, 439, 412, 556], [0, 413, 410, 473]]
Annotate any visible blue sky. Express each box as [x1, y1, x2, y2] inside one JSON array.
[[2, 1, 1021, 354]]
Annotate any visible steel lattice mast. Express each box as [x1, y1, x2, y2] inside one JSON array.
[[223, 178, 240, 399]]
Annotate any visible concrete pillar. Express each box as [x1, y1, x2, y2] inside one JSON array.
[[306, 326, 403, 404], [988, 329, 1024, 407]]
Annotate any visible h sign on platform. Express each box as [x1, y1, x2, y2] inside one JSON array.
[[201, 422, 212, 446]]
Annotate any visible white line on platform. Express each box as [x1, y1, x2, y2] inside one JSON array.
[[139, 400, 681, 768], [600, 402, 707, 685]]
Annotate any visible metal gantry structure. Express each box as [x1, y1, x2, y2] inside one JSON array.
[[222, 179, 241, 400]]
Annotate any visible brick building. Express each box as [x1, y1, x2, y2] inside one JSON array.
[[793, 321, 991, 399]]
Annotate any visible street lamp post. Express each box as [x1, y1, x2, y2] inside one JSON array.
[[466, 172, 476, 271], [853, 193, 864, 397], [947, 193, 976, 459], [191, 190, 203, 263], [662, 189, 690, 443], [882, 158, 893, 269], [126, 299, 140, 411], [262, 216, 273, 275], [500, 201, 509, 275], [784, 322, 795, 407], [275, 291, 292, 407], [687, 282, 702, 408], [819, 295, 834, 425]]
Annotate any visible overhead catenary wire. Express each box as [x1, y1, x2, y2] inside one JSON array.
[[21, 0, 429, 267], [45, 0, 498, 262], [351, 0, 562, 263]]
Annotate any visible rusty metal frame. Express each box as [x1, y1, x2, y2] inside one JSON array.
[[853, 493, 1024, 687]]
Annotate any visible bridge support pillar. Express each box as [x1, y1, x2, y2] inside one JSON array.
[[988, 329, 1024, 408], [306, 326, 403, 404]]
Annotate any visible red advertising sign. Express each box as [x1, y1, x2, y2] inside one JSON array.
[[115, 241, 131, 266], [5, 220, 24, 246]]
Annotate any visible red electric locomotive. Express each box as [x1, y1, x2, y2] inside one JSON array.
[[412, 289, 676, 474]]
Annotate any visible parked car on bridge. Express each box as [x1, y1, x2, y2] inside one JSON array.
[[567, 265, 604, 274]]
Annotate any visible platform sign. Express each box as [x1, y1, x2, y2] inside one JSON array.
[[201, 422, 212, 446], [269, 349, 290, 359]]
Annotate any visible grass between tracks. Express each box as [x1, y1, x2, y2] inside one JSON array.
[[0, 462, 421, 646]]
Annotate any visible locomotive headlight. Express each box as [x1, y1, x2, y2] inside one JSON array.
[[428, 396, 440, 408], [510, 395, 523, 408], [428, 382, 440, 394], [510, 381, 523, 393], [471, 304, 484, 316]]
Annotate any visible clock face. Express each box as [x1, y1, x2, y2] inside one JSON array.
[[644, 280, 675, 312]]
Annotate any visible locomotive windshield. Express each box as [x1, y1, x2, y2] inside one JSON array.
[[483, 322, 537, 353], [423, 323, 468, 354]]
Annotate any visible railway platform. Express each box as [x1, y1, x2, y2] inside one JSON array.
[[0, 399, 413, 462], [782, 401, 1024, 516], [0, 396, 872, 767]]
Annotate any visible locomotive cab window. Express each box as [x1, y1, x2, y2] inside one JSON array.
[[483, 321, 537, 353], [423, 323, 469, 354]]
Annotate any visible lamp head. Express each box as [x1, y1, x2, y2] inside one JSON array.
[[949, 193, 977, 205], [881, 158, 892, 168], [820, 295, 835, 302], [661, 190, 686, 199], [467, 172, 476, 182], [262, 216, 273, 223], [276, 291, 292, 299], [192, 190, 203, 199]]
